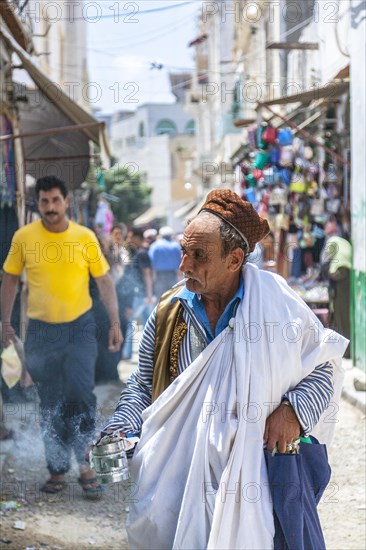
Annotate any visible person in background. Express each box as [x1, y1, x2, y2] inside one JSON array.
[[93, 223, 130, 382], [1, 176, 122, 499], [119, 227, 154, 361], [148, 225, 182, 298], [321, 234, 352, 358], [142, 228, 158, 250], [107, 223, 129, 284]]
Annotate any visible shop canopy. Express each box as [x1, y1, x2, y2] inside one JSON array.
[[0, 27, 111, 189], [133, 205, 167, 226], [257, 80, 349, 107]]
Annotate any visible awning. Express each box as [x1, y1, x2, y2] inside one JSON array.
[[258, 80, 349, 106], [183, 198, 205, 222], [0, 26, 111, 187], [133, 205, 167, 226], [1, 27, 108, 145], [0, 0, 33, 52], [14, 84, 91, 189], [174, 199, 199, 219]]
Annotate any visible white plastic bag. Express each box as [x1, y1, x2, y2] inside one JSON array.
[[1, 341, 22, 388]]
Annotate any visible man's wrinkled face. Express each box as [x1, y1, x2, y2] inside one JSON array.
[[179, 215, 231, 296], [37, 188, 69, 227]]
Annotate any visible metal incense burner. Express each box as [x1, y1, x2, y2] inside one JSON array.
[[90, 432, 135, 484]]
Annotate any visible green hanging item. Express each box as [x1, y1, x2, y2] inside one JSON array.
[[256, 125, 267, 149], [254, 151, 270, 170], [247, 173, 257, 188]]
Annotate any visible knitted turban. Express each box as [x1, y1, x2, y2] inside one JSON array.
[[199, 189, 270, 252]]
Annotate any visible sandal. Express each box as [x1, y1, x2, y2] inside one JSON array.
[[78, 476, 104, 500], [40, 479, 66, 494]]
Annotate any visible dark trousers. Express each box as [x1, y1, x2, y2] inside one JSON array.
[[25, 310, 98, 475]]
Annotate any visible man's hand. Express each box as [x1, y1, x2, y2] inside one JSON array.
[[263, 403, 301, 453], [2, 323, 17, 349], [95, 273, 123, 352], [108, 323, 123, 353]]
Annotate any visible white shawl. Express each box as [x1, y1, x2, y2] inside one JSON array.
[[127, 264, 348, 550]]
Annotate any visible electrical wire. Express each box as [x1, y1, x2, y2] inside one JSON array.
[[59, 1, 196, 21]]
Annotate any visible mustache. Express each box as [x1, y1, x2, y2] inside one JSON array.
[[45, 212, 57, 216]]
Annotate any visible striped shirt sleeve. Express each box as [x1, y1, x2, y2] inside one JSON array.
[[103, 309, 157, 435], [283, 361, 334, 436]]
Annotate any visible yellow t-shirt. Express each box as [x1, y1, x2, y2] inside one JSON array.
[[3, 220, 110, 322]]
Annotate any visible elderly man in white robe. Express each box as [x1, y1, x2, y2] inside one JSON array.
[[102, 189, 348, 549]]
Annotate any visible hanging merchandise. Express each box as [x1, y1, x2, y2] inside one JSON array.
[[244, 187, 257, 203], [309, 163, 319, 176], [269, 147, 281, 164], [247, 128, 257, 149], [292, 137, 305, 155], [279, 146, 294, 167], [254, 151, 270, 170], [294, 157, 310, 170], [306, 180, 318, 197], [256, 125, 267, 149], [310, 198, 325, 217], [278, 168, 292, 186], [263, 167, 280, 186], [304, 146, 314, 160], [278, 128, 293, 146], [246, 173, 257, 188], [324, 163, 338, 183], [289, 170, 306, 193], [262, 125, 278, 144], [1, 115, 17, 207], [252, 169, 263, 181]]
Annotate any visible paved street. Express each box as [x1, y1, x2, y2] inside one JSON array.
[[0, 361, 365, 549]]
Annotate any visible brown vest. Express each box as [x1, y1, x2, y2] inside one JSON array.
[[152, 284, 188, 401]]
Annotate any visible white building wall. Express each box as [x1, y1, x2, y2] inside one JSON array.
[[287, 1, 351, 89], [26, 0, 88, 107], [110, 103, 195, 217], [350, 0, 366, 273]]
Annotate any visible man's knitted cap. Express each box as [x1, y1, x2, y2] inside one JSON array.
[[199, 189, 270, 252]]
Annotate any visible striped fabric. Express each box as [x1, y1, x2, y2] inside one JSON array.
[[104, 305, 334, 437]]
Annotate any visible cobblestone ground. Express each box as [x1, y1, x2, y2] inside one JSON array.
[[1, 381, 365, 549]]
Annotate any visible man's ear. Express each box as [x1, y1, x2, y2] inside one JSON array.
[[227, 248, 244, 272]]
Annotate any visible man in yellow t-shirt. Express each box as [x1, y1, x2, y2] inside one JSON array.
[[1, 176, 123, 499]]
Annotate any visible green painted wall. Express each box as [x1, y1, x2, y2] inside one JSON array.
[[351, 270, 366, 371]]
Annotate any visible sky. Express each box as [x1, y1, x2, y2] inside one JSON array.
[[86, 1, 200, 115]]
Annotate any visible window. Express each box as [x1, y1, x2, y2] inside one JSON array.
[[138, 122, 145, 137], [185, 119, 196, 135], [155, 119, 177, 136]]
